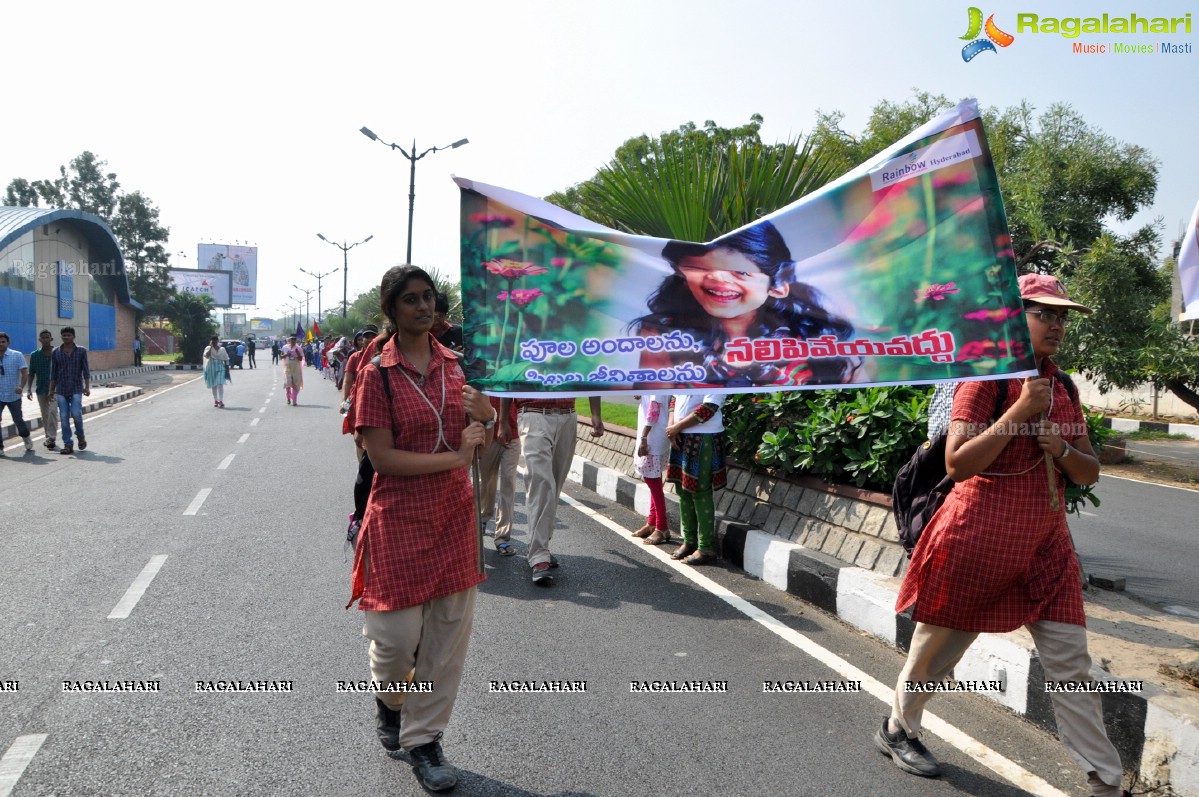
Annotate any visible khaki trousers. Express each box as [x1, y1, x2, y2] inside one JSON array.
[[892, 621, 1123, 789], [518, 411, 578, 567], [363, 587, 476, 750], [36, 393, 59, 442], [479, 435, 521, 543]]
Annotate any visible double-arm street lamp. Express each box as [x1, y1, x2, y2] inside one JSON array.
[[359, 126, 468, 264], [316, 234, 373, 317], [298, 267, 338, 325]]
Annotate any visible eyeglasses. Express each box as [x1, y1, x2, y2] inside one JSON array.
[[1026, 309, 1069, 327]]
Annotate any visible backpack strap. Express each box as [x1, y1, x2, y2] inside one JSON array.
[[369, 355, 391, 402]]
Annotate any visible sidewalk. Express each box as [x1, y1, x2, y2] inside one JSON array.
[[567, 433, 1199, 797]]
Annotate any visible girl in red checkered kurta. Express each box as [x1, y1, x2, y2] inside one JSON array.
[[877, 275, 1127, 797], [349, 266, 495, 793]]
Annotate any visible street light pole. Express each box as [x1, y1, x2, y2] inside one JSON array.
[[294, 287, 313, 330], [298, 268, 338, 326], [317, 234, 373, 317], [359, 126, 468, 264]]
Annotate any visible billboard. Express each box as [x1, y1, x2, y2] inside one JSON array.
[[167, 268, 232, 308], [250, 317, 273, 332], [223, 312, 247, 339], [198, 243, 258, 305]]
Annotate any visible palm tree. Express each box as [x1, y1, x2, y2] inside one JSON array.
[[164, 292, 216, 362]]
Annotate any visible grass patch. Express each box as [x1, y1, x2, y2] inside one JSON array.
[[575, 398, 639, 429], [1120, 429, 1195, 441], [143, 353, 178, 362]]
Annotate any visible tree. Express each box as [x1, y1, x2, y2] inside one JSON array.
[[4, 152, 174, 319], [546, 115, 837, 241], [164, 292, 216, 363]]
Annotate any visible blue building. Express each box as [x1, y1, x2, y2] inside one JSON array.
[[0, 206, 141, 368]]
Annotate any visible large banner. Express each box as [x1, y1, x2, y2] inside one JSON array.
[[250, 317, 273, 332], [457, 99, 1036, 396], [1179, 200, 1199, 321], [167, 268, 232, 308], [198, 244, 257, 305]]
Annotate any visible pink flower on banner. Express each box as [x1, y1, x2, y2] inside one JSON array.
[[484, 259, 549, 279], [470, 212, 515, 228], [915, 282, 960, 302], [551, 257, 568, 267], [508, 288, 543, 307], [963, 308, 1020, 323], [955, 338, 1027, 362], [497, 291, 509, 302]]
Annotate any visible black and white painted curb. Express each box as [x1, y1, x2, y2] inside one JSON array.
[[1105, 417, 1199, 440], [567, 454, 1199, 795]]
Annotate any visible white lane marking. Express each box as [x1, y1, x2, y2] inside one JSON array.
[[217, 454, 235, 470], [251, 418, 260, 427], [560, 493, 1070, 797], [137, 374, 205, 403], [259, 407, 266, 414], [264, 398, 271, 404], [107, 555, 168, 619], [238, 434, 249, 444], [0, 734, 48, 797], [183, 488, 212, 516], [1079, 510, 1097, 517], [1102, 473, 1199, 493]]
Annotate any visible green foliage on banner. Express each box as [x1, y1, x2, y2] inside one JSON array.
[[460, 201, 624, 380], [165, 291, 217, 363], [5, 152, 175, 318], [724, 388, 931, 492]]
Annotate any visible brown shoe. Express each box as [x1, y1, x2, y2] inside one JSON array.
[[644, 529, 671, 545]]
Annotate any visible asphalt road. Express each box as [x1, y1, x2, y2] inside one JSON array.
[[0, 366, 1106, 796], [1071, 473, 1199, 615]]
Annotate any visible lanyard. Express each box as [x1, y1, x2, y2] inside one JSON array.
[[397, 364, 451, 453]]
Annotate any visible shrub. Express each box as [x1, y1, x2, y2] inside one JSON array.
[[724, 387, 931, 492]]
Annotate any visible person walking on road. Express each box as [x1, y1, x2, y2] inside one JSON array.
[[48, 326, 89, 455], [26, 330, 59, 450], [478, 395, 520, 555], [349, 265, 495, 793], [235, 340, 246, 369], [203, 336, 230, 408], [665, 393, 727, 565], [245, 336, 256, 369], [132, 334, 142, 367], [271, 339, 280, 365], [281, 334, 304, 405], [876, 275, 1128, 797], [0, 331, 34, 456], [341, 326, 379, 461], [500, 394, 604, 584]]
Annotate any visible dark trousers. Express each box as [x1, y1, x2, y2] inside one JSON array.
[[1, 399, 31, 439], [248, 351, 256, 368]]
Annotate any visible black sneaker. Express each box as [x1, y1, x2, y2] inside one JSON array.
[[531, 562, 554, 585], [78, 437, 87, 450], [408, 738, 458, 791], [45, 439, 56, 450], [375, 698, 401, 752], [875, 718, 941, 777]]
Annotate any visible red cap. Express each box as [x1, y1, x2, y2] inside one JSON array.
[[1018, 273, 1093, 314]]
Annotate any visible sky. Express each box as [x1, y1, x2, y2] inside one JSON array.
[[2, 0, 1195, 326]]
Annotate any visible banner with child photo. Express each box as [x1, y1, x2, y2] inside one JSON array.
[[456, 99, 1037, 397]]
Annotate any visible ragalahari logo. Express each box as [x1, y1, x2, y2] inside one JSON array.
[[961, 7, 1015, 61]]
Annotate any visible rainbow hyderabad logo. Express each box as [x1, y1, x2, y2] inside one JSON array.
[[960, 7, 1015, 61]]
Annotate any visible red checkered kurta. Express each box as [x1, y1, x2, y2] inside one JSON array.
[[348, 335, 485, 611], [896, 361, 1086, 632]]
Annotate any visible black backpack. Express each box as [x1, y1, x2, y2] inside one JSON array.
[[347, 357, 390, 550], [892, 373, 1077, 555]]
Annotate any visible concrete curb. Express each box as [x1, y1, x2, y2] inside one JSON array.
[[1105, 416, 1199, 441], [1, 387, 143, 441], [567, 454, 1199, 795]]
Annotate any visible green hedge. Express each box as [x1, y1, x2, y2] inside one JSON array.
[[724, 387, 930, 493]]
